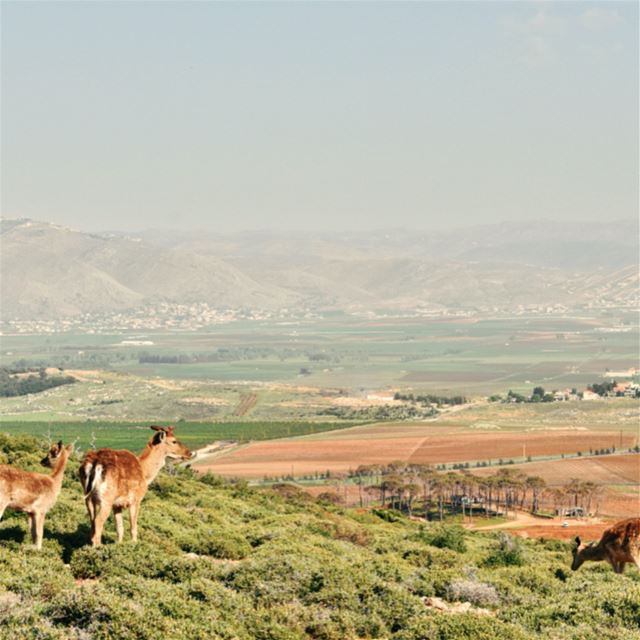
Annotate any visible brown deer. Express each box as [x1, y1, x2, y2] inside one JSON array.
[[571, 517, 640, 574], [0, 441, 73, 549], [79, 425, 192, 546]]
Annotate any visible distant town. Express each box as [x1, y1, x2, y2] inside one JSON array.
[[1, 300, 637, 336], [0, 303, 321, 335]]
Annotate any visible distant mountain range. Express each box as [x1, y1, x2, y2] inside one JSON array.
[[1, 218, 637, 319]]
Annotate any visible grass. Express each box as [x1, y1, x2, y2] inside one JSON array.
[[0, 433, 638, 640]]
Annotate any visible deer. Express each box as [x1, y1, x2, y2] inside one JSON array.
[[0, 440, 74, 549], [571, 517, 640, 574], [79, 425, 192, 546]]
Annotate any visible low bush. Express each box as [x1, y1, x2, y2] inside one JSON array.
[[418, 524, 467, 553], [446, 577, 500, 608], [483, 533, 525, 567]]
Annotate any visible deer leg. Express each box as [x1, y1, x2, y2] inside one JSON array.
[[128, 501, 139, 543], [34, 512, 45, 550], [85, 496, 96, 520], [113, 506, 125, 543], [91, 502, 112, 547], [0, 501, 7, 520], [28, 513, 38, 546]]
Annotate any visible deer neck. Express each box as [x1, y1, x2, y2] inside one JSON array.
[[581, 544, 606, 562], [138, 445, 167, 485], [50, 452, 69, 493]]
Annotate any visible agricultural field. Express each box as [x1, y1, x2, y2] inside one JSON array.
[[195, 400, 640, 520], [1, 313, 637, 395], [197, 426, 637, 481], [196, 400, 640, 479]]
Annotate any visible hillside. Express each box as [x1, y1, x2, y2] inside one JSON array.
[[0, 220, 293, 319], [1, 218, 638, 319], [0, 433, 638, 640]]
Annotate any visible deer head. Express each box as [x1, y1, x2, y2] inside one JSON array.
[[41, 440, 73, 468], [571, 536, 592, 571], [149, 425, 192, 460]]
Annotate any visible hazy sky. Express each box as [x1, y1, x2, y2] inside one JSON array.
[[1, 1, 638, 232]]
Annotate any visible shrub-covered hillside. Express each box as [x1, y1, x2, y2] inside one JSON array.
[[0, 433, 638, 640]]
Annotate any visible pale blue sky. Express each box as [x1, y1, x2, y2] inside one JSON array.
[[1, 1, 637, 232]]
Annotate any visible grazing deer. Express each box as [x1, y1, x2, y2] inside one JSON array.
[[79, 425, 192, 546], [0, 441, 73, 549], [571, 517, 640, 574]]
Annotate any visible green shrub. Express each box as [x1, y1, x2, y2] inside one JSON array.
[[483, 533, 525, 567], [422, 525, 467, 553]]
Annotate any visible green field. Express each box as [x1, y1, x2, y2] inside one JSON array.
[[2, 313, 638, 395], [0, 420, 362, 452]]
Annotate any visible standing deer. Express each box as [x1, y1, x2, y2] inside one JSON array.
[[79, 425, 192, 546], [0, 440, 73, 549], [571, 517, 640, 574]]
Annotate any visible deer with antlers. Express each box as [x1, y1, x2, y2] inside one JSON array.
[[79, 425, 192, 546], [0, 441, 74, 549], [572, 517, 640, 574]]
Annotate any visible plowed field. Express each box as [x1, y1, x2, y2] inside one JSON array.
[[197, 423, 635, 479]]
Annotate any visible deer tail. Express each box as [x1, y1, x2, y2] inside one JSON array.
[[81, 462, 102, 498]]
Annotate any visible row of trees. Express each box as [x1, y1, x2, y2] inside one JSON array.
[[393, 392, 466, 406], [338, 462, 604, 520]]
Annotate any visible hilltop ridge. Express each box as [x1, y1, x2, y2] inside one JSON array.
[[1, 218, 638, 320]]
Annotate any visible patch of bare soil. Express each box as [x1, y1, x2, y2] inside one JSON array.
[[423, 597, 493, 616]]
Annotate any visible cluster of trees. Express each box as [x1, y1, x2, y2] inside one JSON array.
[[502, 387, 556, 403], [394, 392, 466, 406], [319, 404, 437, 420], [335, 462, 603, 520], [0, 367, 75, 397], [587, 380, 618, 397]]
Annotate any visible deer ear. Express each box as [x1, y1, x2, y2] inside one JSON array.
[[574, 536, 581, 546], [152, 431, 166, 444], [57, 440, 63, 448]]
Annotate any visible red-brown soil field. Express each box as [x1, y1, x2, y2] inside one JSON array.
[[511, 523, 620, 541], [473, 453, 639, 485], [197, 425, 636, 480]]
